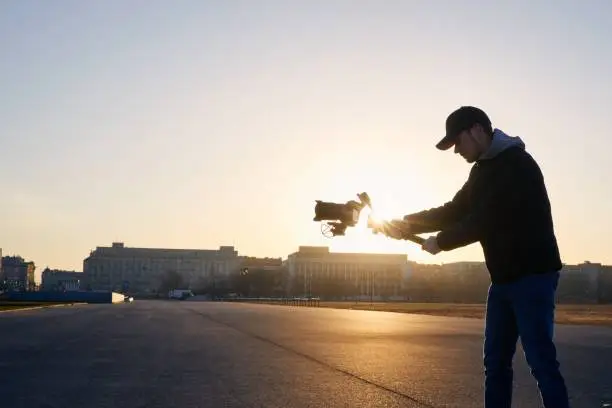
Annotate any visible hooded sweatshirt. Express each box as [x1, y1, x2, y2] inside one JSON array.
[[479, 128, 525, 160], [404, 128, 562, 284]]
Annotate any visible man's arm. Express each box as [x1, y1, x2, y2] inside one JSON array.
[[436, 153, 530, 251], [403, 181, 470, 234]]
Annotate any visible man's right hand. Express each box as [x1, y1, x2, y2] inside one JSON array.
[[371, 219, 412, 240]]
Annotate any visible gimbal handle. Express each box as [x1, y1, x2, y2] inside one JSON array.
[[369, 218, 426, 246], [404, 234, 426, 245]]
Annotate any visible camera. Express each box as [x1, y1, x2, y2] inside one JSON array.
[[313, 192, 372, 236], [312, 192, 427, 245]]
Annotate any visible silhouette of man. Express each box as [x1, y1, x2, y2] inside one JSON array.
[[375, 106, 570, 408]]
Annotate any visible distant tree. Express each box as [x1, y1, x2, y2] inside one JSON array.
[[158, 270, 184, 294]]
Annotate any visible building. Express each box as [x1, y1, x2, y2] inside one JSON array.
[[41, 269, 83, 291], [558, 261, 604, 304], [83, 242, 242, 295], [239, 256, 283, 272], [599, 265, 612, 303], [232, 256, 285, 297], [438, 261, 490, 302], [1, 256, 36, 291], [284, 246, 410, 300]]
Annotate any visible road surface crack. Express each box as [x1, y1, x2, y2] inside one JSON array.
[[186, 307, 440, 408]]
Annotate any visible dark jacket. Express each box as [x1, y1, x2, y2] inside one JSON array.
[[404, 129, 562, 284]]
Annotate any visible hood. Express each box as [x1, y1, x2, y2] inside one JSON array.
[[478, 128, 525, 160]]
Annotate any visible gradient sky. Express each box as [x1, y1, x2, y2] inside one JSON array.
[[2, 1, 611, 277]]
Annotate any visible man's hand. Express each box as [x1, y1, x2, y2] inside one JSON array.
[[422, 236, 441, 255], [371, 219, 411, 240]]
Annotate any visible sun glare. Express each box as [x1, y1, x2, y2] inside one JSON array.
[[327, 197, 412, 255], [364, 210, 384, 229], [362, 199, 402, 228], [315, 169, 427, 257]]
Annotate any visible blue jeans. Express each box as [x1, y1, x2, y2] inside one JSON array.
[[484, 271, 570, 408]]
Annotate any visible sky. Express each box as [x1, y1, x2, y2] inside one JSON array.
[[1, 1, 612, 277]]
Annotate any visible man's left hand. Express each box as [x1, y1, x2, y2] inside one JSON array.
[[422, 236, 441, 255]]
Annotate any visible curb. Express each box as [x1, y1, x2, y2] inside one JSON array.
[[0, 302, 84, 314]]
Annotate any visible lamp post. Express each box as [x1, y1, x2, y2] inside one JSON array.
[[308, 270, 313, 298], [241, 267, 249, 297], [370, 269, 374, 305]]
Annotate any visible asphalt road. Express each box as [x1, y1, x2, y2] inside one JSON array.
[[0, 301, 610, 408]]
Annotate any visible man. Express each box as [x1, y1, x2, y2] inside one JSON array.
[[376, 106, 570, 408]]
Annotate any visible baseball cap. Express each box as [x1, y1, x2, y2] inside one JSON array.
[[436, 106, 492, 150]]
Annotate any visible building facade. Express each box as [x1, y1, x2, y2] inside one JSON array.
[[598, 265, 612, 303], [1, 256, 36, 291], [407, 260, 612, 304], [41, 269, 83, 291], [557, 261, 604, 304], [284, 246, 411, 300], [239, 256, 284, 272], [83, 242, 242, 295], [78, 241, 612, 303]]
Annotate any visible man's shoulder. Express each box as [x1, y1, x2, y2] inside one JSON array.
[[492, 147, 545, 184], [490, 146, 539, 168]]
